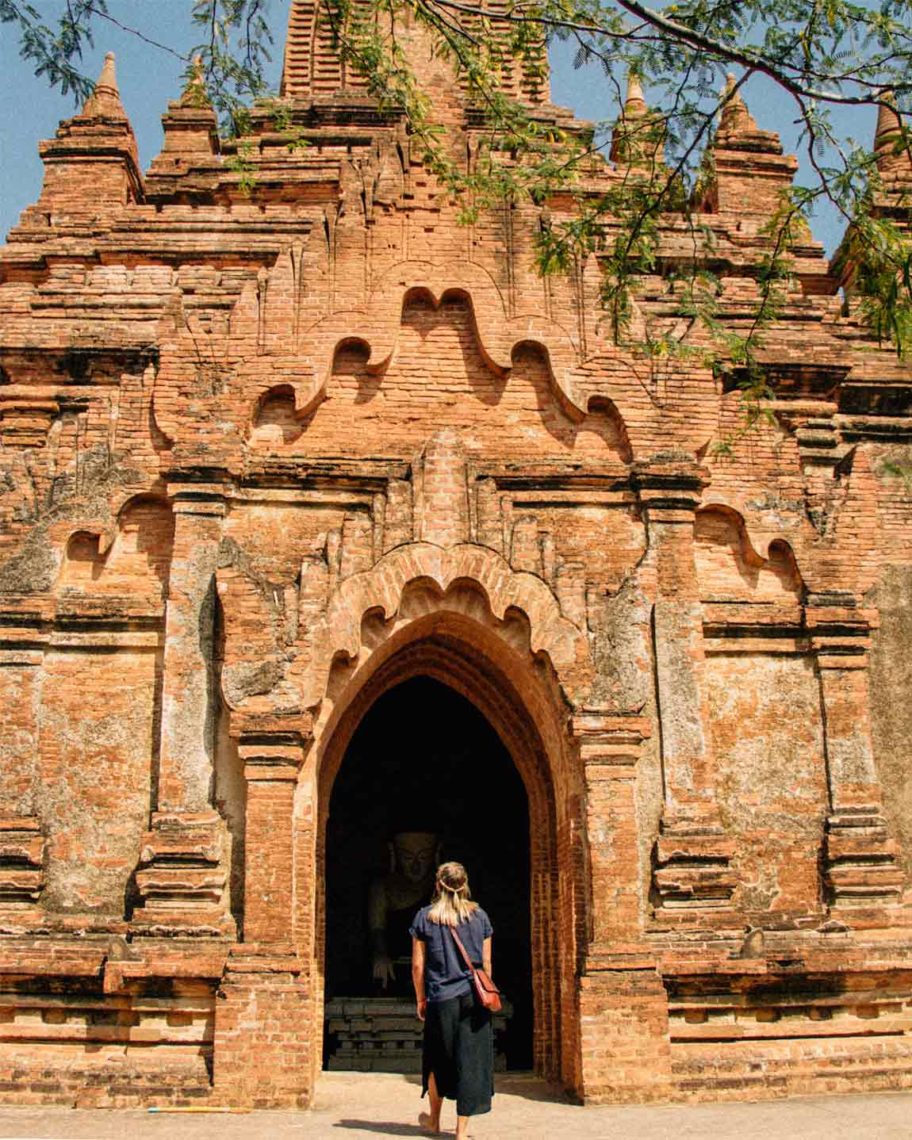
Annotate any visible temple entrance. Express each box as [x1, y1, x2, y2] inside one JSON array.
[[323, 675, 533, 1072]]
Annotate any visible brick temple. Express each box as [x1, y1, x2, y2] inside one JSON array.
[[0, 0, 911, 1110]]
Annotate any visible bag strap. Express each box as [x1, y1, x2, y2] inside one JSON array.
[[449, 925, 476, 972]]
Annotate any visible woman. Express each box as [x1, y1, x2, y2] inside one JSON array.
[[410, 861, 494, 1139]]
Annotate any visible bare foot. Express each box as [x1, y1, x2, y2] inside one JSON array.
[[418, 1110, 441, 1134]]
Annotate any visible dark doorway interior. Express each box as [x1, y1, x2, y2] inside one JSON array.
[[324, 675, 532, 1070]]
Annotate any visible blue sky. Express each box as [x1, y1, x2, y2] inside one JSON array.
[[0, 1, 876, 255]]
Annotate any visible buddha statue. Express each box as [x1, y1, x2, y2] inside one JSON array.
[[368, 830, 439, 989]]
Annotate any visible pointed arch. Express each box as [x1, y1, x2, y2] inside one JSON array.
[[309, 595, 585, 1086]]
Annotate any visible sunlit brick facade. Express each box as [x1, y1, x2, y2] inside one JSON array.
[[0, 1, 911, 1108]]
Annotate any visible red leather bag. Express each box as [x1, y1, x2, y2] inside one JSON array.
[[450, 926, 502, 1013]]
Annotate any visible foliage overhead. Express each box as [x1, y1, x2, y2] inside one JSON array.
[[3, 0, 912, 377]]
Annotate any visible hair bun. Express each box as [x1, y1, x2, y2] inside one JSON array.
[[428, 861, 476, 925], [437, 860, 468, 891]]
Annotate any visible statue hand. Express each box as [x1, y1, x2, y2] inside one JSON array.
[[372, 955, 395, 985]]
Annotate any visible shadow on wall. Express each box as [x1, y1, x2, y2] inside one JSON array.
[[60, 495, 175, 595], [695, 507, 803, 602], [249, 384, 307, 446]]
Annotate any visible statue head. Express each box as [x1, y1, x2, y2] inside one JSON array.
[[391, 831, 438, 885]]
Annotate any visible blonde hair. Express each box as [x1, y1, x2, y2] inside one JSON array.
[[427, 861, 478, 927]]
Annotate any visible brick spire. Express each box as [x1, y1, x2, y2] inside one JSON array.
[[146, 55, 220, 195], [874, 97, 912, 183], [621, 73, 647, 120], [717, 73, 758, 139], [610, 73, 662, 169], [698, 73, 798, 216], [833, 94, 912, 293], [34, 48, 143, 211], [81, 51, 128, 119], [179, 55, 212, 109]]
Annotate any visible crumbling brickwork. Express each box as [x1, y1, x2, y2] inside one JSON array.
[[0, 0, 911, 1108]]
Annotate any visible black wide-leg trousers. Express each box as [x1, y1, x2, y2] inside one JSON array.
[[422, 991, 494, 1117]]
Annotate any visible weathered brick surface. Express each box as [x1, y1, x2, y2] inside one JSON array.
[[213, 949, 312, 1109], [0, 0, 911, 1109]]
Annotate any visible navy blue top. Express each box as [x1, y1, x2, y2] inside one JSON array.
[[409, 905, 493, 1004]]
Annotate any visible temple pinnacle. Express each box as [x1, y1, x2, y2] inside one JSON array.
[[623, 73, 648, 120], [81, 51, 128, 119], [610, 72, 661, 168], [719, 73, 758, 136], [874, 96, 911, 178], [180, 55, 212, 108]]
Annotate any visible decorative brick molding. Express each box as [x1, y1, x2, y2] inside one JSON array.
[[133, 481, 235, 937], [0, 817, 45, 907], [133, 810, 231, 935], [307, 540, 593, 710], [634, 458, 738, 915], [808, 596, 905, 909]]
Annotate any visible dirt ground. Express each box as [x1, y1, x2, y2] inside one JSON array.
[[0, 1073, 908, 1138]]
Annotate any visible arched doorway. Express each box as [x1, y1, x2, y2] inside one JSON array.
[[323, 675, 533, 1071], [310, 582, 586, 1088]]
